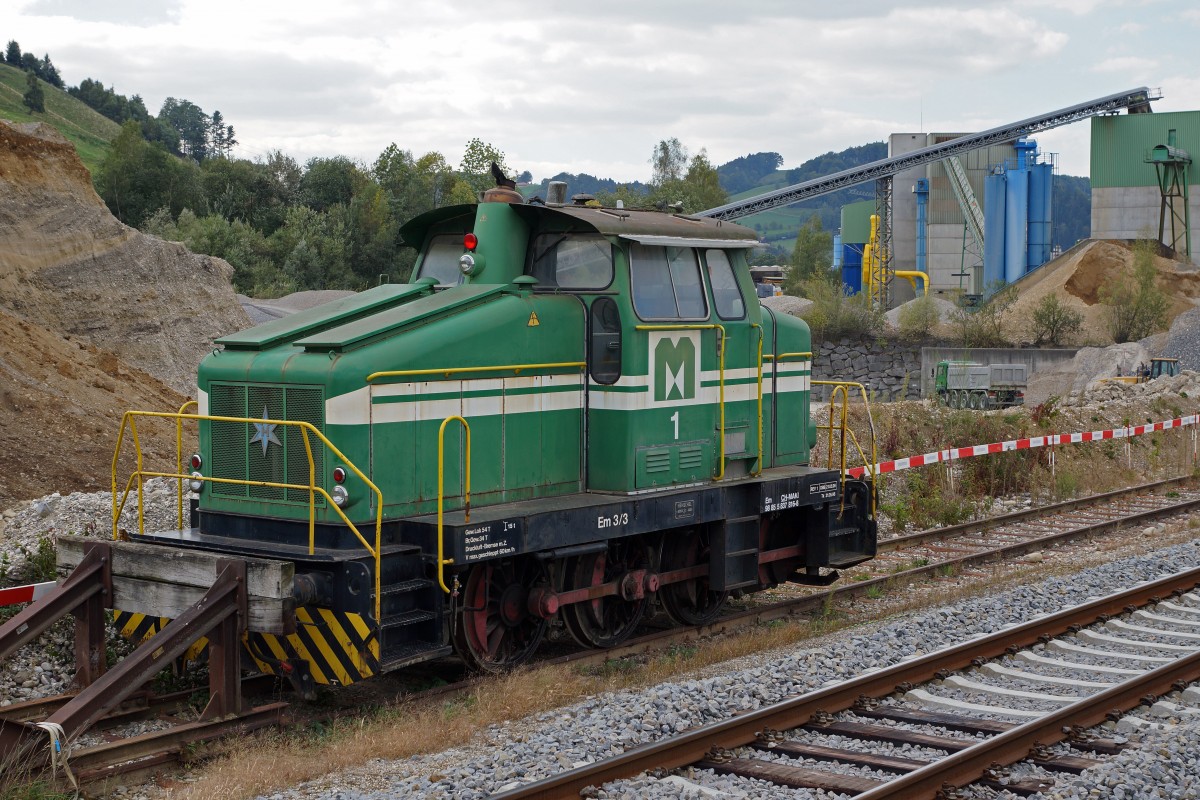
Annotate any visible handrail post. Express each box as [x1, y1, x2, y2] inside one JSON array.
[[437, 415, 471, 594], [753, 325, 764, 476], [176, 400, 197, 530], [130, 416, 145, 537]]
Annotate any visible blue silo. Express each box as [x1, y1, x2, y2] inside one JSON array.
[[983, 170, 1007, 289], [1027, 161, 1053, 269]]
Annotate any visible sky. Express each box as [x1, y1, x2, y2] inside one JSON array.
[[4, 0, 1199, 183]]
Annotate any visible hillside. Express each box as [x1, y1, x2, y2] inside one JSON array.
[[0, 119, 251, 507], [0, 63, 120, 176]]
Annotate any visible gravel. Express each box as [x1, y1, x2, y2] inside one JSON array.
[[5, 485, 1200, 799], [242, 534, 1200, 800]]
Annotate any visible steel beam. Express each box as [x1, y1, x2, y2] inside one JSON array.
[[698, 87, 1155, 221]]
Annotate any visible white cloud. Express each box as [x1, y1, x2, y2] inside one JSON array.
[[0, 1, 1183, 182]]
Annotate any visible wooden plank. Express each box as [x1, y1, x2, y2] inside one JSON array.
[[855, 706, 1015, 734], [110, 576, 293, 634], [57, 535, 293, 599], [754, 740, 927, 772], [698, 757, 884, 793]]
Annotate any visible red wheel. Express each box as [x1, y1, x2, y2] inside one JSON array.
[[659, 529, 728, 627], [453, 559, 547, 672], [561, 539, 649, 648]]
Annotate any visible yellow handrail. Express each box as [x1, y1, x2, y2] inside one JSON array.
[[811, 380, 879, 518], [437, 416, 472, 593], [635, 324, 726, 480], [176, 399, 197, 529], [112, 410, 386, 623], [366, 362, 585, 382], [752, 325, 764, 476]]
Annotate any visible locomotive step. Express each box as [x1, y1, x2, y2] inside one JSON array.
[[380, 578, 434, 596], [379, 642, 454, 672], [380, 609, 437, 629]]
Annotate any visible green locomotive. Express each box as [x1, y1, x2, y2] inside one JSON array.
[[126, 177, 876, 686]]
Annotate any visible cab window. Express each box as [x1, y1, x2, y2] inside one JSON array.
[[414, 234, 465, 286], [705, 249, 745, 320], [529, 233, 613, 289], [630, 244, 708, 320]]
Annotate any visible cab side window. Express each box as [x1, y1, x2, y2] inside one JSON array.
[[630, 244, 708, 320], [414, 234, 466, 286], [529, 233, 613, 289], [705, 249, 745, 320]]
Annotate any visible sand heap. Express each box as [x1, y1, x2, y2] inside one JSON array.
[[0, 120, 251, 508], [0, 120, 250, 394]]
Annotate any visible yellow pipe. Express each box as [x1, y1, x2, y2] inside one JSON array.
[[893, 270, 931, 296], [367, 362, 585, 382], [437, 416, 471, 594], [635, 324, 726, 480]]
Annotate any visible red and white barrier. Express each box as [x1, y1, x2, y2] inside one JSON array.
[[0, 580, 56, 607], [847, 414, 1200, 479]]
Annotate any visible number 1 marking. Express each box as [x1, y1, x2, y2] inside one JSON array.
[[670, 410, 679, 440]]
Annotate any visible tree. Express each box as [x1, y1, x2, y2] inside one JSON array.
[[644, 145, 729, 214], [4, 40, 19, 66], [299, 156, 360, 212], [650, 138, 687, 186], [1100, 239, 1168, 343], [1030, 294, 1083, 345], [949, 283, 1018, 347], [458, 138, 509, 196], [160, 97, 210, 161], [22, 72, 44, 114], [784, 213, 832, 292], [39, 54, 62, 88], [96, 121, 204, 227], [19, 51, 39, 73]]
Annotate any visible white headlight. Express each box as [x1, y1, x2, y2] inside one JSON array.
[[332, 485, 349, 507], [188, 472, 204, 492], [459, 253, 476, 275]]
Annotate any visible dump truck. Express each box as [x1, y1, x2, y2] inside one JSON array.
[[934, 360, 1027, 409]]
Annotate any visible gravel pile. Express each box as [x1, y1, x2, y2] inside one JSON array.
[[1163, 306, 1200, 374], [760, 295, 813, 318], [254, 536, 1200, 800], [0, 479, 181, 707]]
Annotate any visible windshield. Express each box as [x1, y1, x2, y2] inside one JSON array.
[[415, 234, 465, 286]]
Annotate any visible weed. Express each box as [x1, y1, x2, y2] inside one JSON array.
[[1167, 490, 1181, 499], [936, 564, 957, 578], [865, 585, 885, 600], [1030, 396, 1060, 429]]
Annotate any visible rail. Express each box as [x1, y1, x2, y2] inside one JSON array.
[[437, 416, 472, 593], [635, 324, 728, 480], [812, 380, 879, 516], [111, 410, 385, 623]]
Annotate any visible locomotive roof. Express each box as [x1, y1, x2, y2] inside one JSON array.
[[399, 202, 760, 249]]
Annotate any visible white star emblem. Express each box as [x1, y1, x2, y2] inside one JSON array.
[[249, 406, 281, 456]]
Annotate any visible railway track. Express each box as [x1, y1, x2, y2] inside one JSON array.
[[490, 566, 1200, 799], [4, 476, 1198, 789]]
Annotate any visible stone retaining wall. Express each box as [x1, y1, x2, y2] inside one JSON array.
[[811, 339, 924, 401]]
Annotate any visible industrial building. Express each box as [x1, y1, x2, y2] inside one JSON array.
[[839, 106, 1200, 304], [1091, 109, 1198, 264]]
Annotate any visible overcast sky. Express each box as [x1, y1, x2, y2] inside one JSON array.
[[4, 0, 1197, 182]]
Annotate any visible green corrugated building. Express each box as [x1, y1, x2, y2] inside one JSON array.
[[1091, 110, 1199, 262]]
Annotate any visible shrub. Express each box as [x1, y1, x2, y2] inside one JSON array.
[[897, 294, 941, 340], [948, 283, 1017, 347], [1031, 294, 1084, 345], [1100, 239, 1168, 343], [798, 272, 884, 340]]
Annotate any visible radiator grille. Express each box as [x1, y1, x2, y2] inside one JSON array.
[[678, 444, 703, 470], [208, 384, 325, 505], [644, 448, 671, 473]]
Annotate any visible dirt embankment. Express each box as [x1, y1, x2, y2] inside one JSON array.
[[0, 119, 251, 509], [0, 120, 250, 394]]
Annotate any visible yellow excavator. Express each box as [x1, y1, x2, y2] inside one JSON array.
[[1104, 357, 1180, 385]]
